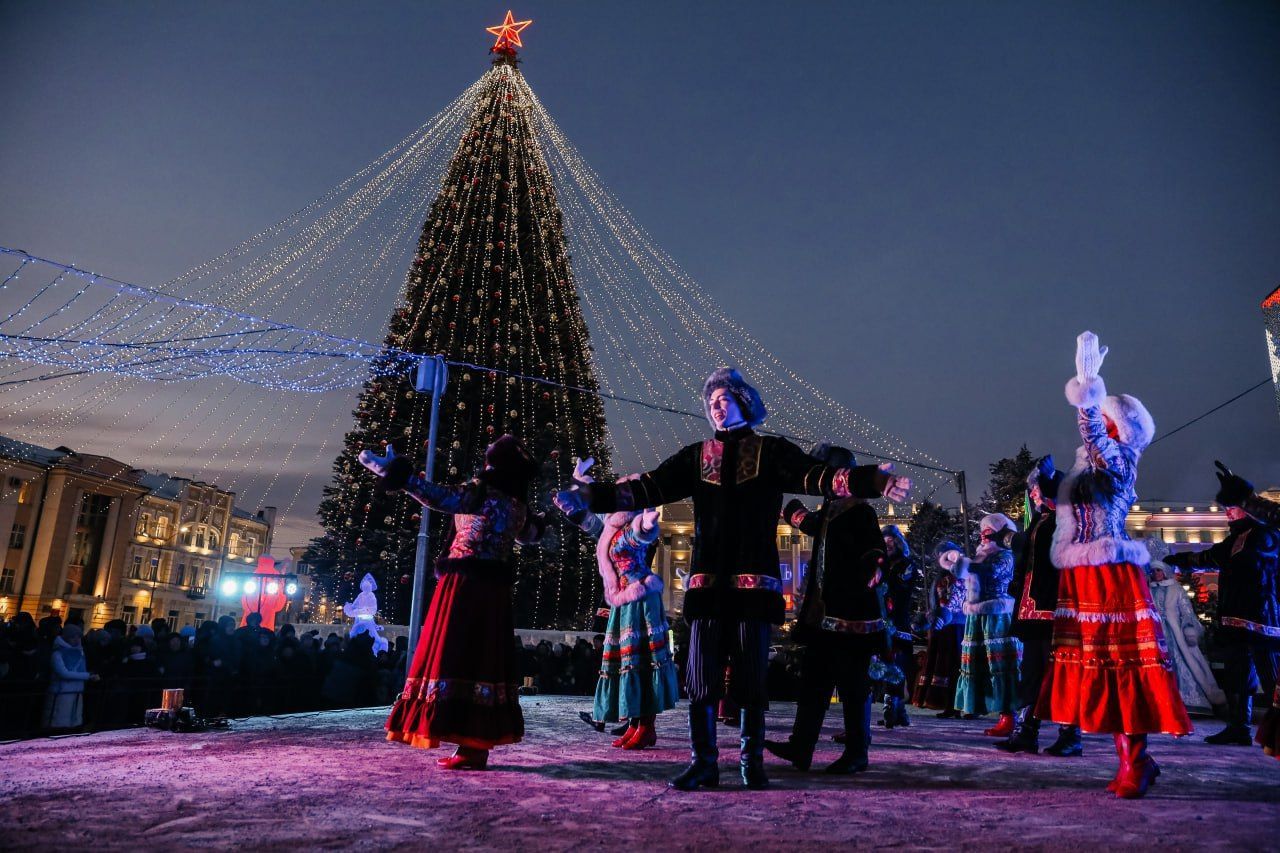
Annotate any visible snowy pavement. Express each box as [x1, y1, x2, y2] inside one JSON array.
[[1, 696, 1277, 850]]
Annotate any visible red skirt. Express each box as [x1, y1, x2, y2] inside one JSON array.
[[912, 623, 962, 710], [1036, 561, 1191, 735], [385, 557, 524, 751]]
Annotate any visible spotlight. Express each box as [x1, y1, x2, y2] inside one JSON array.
[[285, 581, 299, 596], [220, 579, 237, 595], [266, 581, 280, 595], [243, 579, 258, 594]]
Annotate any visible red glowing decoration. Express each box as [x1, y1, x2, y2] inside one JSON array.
[[486, 10, 532, 53], [239, 556, 289, 631]]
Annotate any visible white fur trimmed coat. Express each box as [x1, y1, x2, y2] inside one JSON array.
[[1053, 376, 1154, 569], [579, 512, 665, 607]]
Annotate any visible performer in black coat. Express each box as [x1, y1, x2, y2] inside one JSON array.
[[879, 525, 918, 729], [995, 455, 1080, 756], [1167, 464, 1280, 747], [555, 368, 911, 790], [765, 445, 886, 774]]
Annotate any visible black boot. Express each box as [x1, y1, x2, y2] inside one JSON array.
[[1044, 724, 1083, 757], [578, 711, 606, 733], [996, 709, 1041, 754], [893, 695, 911, 727], [1206, 694, 1254, 745], [671, 702, 720, 790], [609, 722, 630, 737], [826, 692, 871, 773], [764, 738, 813, 771], [739, 707, 769, 789]]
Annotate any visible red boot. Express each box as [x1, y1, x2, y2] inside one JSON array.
[[623, 715, 657, 750], [984, 713, 1015, 737], [613, 724, 638, 748], [1112, 734, 1160, 799], [437, 747, 489, 770]]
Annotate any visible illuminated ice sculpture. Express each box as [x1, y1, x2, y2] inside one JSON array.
[[343, 573, 389, 654]]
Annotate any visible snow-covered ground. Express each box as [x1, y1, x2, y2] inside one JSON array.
[[2, 696, 1276, 850]]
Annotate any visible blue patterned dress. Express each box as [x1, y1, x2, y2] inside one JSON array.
[[578, 513, 680, 722], [954, 547, 1020, 716]]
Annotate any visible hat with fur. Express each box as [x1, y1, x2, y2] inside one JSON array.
[[1026, 454, 1064, 501], [702, 368, 767, 430], [478, 434, 539, 499], [809, 442, 855, 469], [979, 513, 1017, 537], [1065, 377, 1155, 456]]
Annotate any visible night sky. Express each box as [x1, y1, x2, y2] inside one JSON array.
[[2, 1, 1278, 550]]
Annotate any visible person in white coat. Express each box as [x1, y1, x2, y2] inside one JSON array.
[[44, 624, 99, 730], [1146, 538, 1227, 717]]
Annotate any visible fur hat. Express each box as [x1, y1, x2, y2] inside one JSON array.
[[478, 434, 539, 498], [702, 368, 767, 430], [1065, 377, 1155, 456], [882, 524, 910, 557], [1026, 454, 1064, 501], [1102, 394, 1155, 455], [809, 442, 855, 469], [979, 513, 1017, 537]]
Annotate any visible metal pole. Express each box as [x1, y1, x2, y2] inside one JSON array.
[[956, 471, 972, 557], [407, 357, 446, 662]]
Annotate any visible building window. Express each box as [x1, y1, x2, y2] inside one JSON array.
[[9, 523, 26, 550], [195, 612, 206, 623], [129, 555, 143, 579], [148, 557, 160, 581], [156, 516, 170, 539], [207, 530, 220, 551], [167, 609, 179, 628], [777, 535, 790, 551], [229, 532, 241, 555], [1198, 530, 1214, 544], [201, 567, 212, 588], [122, 605, 137, 625], [1174, 529, 1189, 544], [175, 563, 186, 587], [0, 566, 14, 593], [136, 512, 151, 536]]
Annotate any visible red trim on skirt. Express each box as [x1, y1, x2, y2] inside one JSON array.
[[385, 557, 524, 750], [1036, 560, 1192, 736]]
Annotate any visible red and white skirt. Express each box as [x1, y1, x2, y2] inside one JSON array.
[[385, 557, 524, 751], [1037, 561, 1192, 735]]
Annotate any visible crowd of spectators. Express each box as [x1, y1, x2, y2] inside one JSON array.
[[0, 610, 819, 739], [0, 611, 413, 738]]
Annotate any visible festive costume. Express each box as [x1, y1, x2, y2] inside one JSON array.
[[556, 368, 910, 791], [1146, 542, 1226, 716], [912, 564, 965, 712], [1036, 332, 1190, 799], [766, 446, 885, 773], [948, 515, 1019, 726], [561, 502, 679, 748], [879, 526, 918, 728], [997, 457, 1079, 754], [366, 437, 544, 768], [1166, 510, 1279, 745]]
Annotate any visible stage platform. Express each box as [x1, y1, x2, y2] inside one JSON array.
[[2, 696, 1277, 850]]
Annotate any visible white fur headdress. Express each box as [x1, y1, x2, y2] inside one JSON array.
[[1065, 376, 1155, 456]]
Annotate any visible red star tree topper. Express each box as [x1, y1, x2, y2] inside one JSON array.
[[487, 10, 533, 54]]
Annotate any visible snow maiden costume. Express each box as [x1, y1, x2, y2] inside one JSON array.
[[1145, 538, 1226, 717], [879, 525, 918, 729], [912, 545, 966, 714], [362, 435, 545, 770], [1036, 332, 1191, 799], [557, 461, 679, 751], [555, 368, 912, 791], [941, 514, 1019, 735], [766, 445, 887, 774]]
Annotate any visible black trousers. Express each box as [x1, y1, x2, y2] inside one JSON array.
[[1218, 629, 1280, 711], [794, 638, 872, 756], [1017, 627, 1053, 713], [686, 618, 771, 709]]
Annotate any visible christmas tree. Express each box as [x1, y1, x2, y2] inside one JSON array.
[[315, 14, 612, 629]]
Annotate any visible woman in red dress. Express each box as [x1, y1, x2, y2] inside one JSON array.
[[360, 435, 544, 770], [1037, 333, 1191, 798]]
